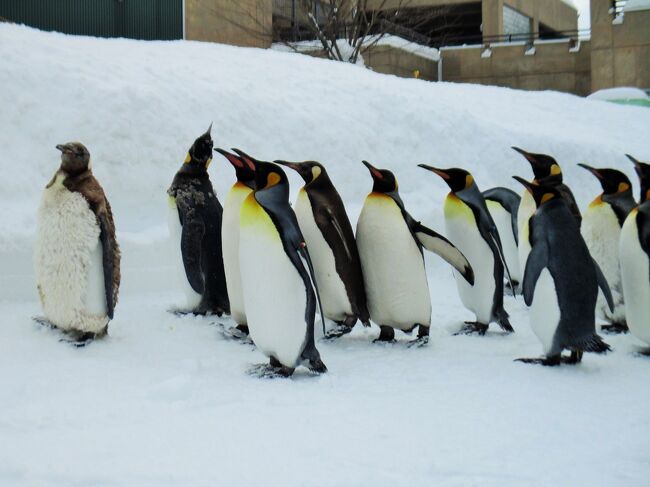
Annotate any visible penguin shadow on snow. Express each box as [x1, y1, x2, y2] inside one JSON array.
[[31, 316, 104, 348], [168, 310, 256, 347]]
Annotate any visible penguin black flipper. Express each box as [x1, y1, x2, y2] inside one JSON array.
[[387, 191, 474, 284], [176, 196, 205, 295], [413, 222, 475, 285], [592, 258, 615, 313], [522, 238, 549, 307], [313, 205, 370, 323], [482, 187, 521, 244], [98, 214, 116, 320], [460, 189, 515, 292]]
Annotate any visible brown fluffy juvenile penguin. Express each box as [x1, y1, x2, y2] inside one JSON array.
[[34, 142, 121, 345]]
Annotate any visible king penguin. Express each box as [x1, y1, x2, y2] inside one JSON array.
[[418, 165, 514, 335], [512, 176, 612, 365], [356, 161, 474, 345], [482, 187, 521, 292], [619, 155, 650, 354], [34, 142, 121, 345], [275, 159, 370, 338], [512, 147, 580, 274], [215, 148, 256, 335], [167, 125, 229, 316], [238, 156, 327, 376], [579, 163, 636, 333]]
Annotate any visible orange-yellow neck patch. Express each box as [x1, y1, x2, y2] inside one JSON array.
[[541, 193, 555, 204], [550, 164, 561, 176], [444, 192, 474, 222], [589, 194, 604, 208], [618, 182, 630, 193]]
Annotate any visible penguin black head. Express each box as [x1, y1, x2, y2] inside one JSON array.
[[362, 160, 398, 193], [56, 142, 90, 175], [512, 147, 562, 183], [417, 165, 476, 193], [627, 154, 650, 202], [274, 160, 328, 186], [233, 150, 288, 194], [215, 148, 256, 188], [512, 176, 561, 208], [184, 123, 213, 169], [577, 164, 632, 196]]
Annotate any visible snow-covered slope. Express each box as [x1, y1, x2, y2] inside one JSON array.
[[1, 24, 649, 487]]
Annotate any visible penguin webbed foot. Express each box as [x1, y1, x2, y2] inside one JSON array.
[[562, 350, 583, 364], [235, 324, 250, 335], [32, 316, 55, 329], [373, 325, 396, 343], [324, 320, 355, 340], [635, 347, 650, 357], [454, 322, 489, 336], [601, 322, 629, 334], [515, 355, 561, 366], [247, 359, 295, 379], [307, 358, 328, 374], [407, 336, 429, 348], [61, 330, 102, 348]]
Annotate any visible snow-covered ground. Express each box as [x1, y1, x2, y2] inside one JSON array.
[[1, 24, 650, 486]]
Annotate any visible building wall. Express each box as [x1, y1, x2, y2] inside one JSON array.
[[185, 0, 272, 48], [366, 0, 577, 39], [441, 39, 592, 95], [590, 0, 650, 91], [364, 45, 439, 81]]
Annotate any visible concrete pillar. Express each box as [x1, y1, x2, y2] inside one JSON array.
[[482, 0, 504, 42]]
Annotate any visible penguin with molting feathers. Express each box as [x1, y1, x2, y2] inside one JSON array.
[[275, 159, 370, 339], [238, 152, 326, 376], [418, 165, 514, 335], [214, 148, 256, 336], [34, 142, 120, 345], [512, 147, 580, 275], [578, 163, 636, 334], [482, 187, 521, 292], [356, 161, 474, 345], [512, 176, 612, 365], [167, 124, 229, 316], [619, 155, 650, 354]]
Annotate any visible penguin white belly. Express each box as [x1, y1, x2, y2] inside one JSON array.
[[167, 196, 202, 310], [582, 201, 625, 324], [239, 195, 308, 367], [620, 212, 650, 345], [486, 200, 521, 283], [294, 190, 352, 321], [356, 193, 430, 329], [34, 177, 108, 333], [517, 190, 535, 273], [222, 183, 252, 325], [444, 194, 495, 324], [529, 269, 561, 355]]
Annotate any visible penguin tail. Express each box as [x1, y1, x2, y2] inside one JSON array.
[[575, 334, 611, 354], [495, 307, 514, 333]]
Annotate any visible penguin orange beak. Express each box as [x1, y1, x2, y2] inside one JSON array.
[[215, 148, 244, 169], [274, 160, 301, 172], [626, 154, 644, 175], [512, 146, 540, 168], [512, 175, 535, 191], [232, 148, 257, 172], [577, 163, 603, 181], [417, 164, 450, 180], [362, 160, 383, 180]]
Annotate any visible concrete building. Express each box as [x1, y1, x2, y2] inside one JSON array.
[[1, 0, 648, 95]]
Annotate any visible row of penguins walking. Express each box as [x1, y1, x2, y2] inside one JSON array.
[[33, 125, 650, 377]]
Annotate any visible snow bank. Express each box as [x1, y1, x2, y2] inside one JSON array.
[[2, 23, 649, 301], [588, 87, 650, 101]]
